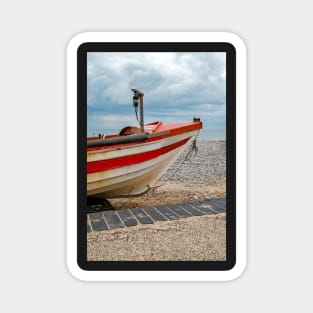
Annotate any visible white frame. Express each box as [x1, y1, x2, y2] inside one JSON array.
[[67, 32, 246, 281]]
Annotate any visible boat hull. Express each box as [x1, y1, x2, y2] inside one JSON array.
[[87, 121, 201, 199]]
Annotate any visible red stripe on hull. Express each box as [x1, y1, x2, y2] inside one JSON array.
[[87, 137, 190, 174]]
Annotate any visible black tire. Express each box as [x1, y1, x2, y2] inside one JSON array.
[[87, 197, 114, 213]]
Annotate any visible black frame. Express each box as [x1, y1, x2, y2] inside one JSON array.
[[77, 42, 236, 271]]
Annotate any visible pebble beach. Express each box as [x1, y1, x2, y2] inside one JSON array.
[[162, 140, 226, 187]]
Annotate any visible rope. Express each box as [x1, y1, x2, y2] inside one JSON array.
[[150, 130, 200, 190], [134, 106, 140, 125], [123, 130, 200, 207]]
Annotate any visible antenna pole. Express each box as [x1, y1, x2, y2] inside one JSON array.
[[139, 94, 144, 132], [131, 88, 145, 132]]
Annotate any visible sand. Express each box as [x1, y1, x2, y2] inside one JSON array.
[[110, 181, 226, 210], [88, 213, 226, 261]]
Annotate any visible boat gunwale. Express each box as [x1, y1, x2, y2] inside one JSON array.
[[87, 122, 202, 152]]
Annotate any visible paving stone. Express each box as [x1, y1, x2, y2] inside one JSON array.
[[89, 212, 109, 231], [103, 211, 124, 229], [143, 206, 168, 221], [194, 202, 217, 215], [208, 199, 226, 213], [182, 203, 205, 216], [87, 217, 92, 233], [167, 204, 193, 218], [117, 210, 138, 227], [131, 208, 154, 224], [211, 198, 226, 209], [155, 205, 179, 220], [87, 198, 227, 232]]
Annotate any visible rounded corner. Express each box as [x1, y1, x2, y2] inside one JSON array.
[[227, 32, 247, 52], [224, 257, 247, 281], [67, 32, 92, 54], [66, 258, 90, 282]]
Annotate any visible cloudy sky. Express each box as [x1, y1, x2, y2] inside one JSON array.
[[87, 52, 226, 140]]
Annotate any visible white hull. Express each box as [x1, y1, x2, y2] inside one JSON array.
[[87, 130, 198, 198]]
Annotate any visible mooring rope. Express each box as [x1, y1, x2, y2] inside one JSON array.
[[124, 129, 200, 208], [149, 129, 200, 191]]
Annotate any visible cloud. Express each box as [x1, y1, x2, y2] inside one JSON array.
[[87, 52, 226, 140]]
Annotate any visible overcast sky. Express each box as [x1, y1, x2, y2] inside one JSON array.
[[87, 52, 226, 140]]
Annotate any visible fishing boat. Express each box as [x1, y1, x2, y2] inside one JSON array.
[[87, 89, 202, 200]]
